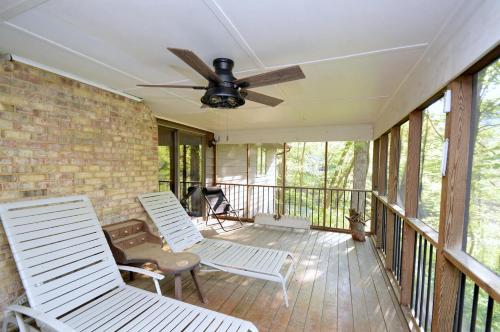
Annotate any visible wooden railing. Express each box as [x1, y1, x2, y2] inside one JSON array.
[[216, 182, 371, 232], [372, 191, 498, 332]]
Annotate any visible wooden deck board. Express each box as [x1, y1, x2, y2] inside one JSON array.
[[127, 225, 407, 332]]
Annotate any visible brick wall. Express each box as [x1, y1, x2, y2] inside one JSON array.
[[0, 61, 158, 319]]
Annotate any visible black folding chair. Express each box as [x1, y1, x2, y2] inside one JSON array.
[[202, 186, 243, 231]]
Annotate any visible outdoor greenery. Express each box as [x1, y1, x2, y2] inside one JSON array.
[[466, 58, 500, 275], [417, 98, 446, 231], [397, 121, 409, 207], [158, 145, 171, 181], [279, 141, 372, 228]]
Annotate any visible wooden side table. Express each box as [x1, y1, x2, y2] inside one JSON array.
[[102, 219, 207, 303]]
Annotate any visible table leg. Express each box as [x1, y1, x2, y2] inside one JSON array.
[[190, 267, 207, 304], [174, 273, 182, 301]]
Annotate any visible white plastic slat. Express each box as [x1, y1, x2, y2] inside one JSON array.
[[138, 191, 203, 251], [249, 250, 275, 271], [62, 288, 133, 325], [61, 287, 127, 323], [86, 293, 152, 331], [12, 226, 100, 252], [227, 322, 241, 332], [258, 251, 280, 273], [4, 200, 89, 220], [43, 273, 118, 316], [17, 234, 101, 261], [10, 211, 93, 234], [180, 312, 209, 332], [12, 219, 96, 243], [28, 253, 112, 286], [138, 300, 180, 331], [74, 291, 145, 330], [205, 316, 225, 332], [25, 245, 107, 276], [150, 306, 187, 332], [229, 248, 256, 268], [217, 319, 233, 332], [269, 252, 289, 273], [25, 239, 105, 268], [215, 246, 247, 264], [31, 260, 114, 296], [170, 310, 200, 332], [0, 196, 123, 317], [119, 300, 166, 332], [183, 311, 217, 332]]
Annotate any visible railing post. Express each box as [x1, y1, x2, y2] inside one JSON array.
[[432, 76, 473, 331], [323, 142, 328, 228], [376, 134, 389, 248], [400, 110, 422, 305], [386, 126, 400, 269], [281, 143, 286, 215], [246, 144, 250, 219], [371, 139, 380, 234]]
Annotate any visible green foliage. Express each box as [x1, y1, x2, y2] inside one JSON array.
[[281, 141, 371, 228], [466, 59, 500, 275], [397, 122, 409, 207], [158, 146, 171, 180], [417, 98, 446, 231]]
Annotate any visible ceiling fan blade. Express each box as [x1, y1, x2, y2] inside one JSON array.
[[137, 84, 206, 90], [167, 47, 222, 83], [242, 89, 284, 107], [235, 65, 305, 88]]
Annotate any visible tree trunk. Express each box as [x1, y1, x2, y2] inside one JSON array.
[[351, 141, 369, 212]]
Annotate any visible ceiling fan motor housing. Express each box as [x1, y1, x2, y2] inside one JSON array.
[[201, 58, 245, 108]]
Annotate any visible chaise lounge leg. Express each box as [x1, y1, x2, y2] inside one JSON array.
[[281, 278, 289, 308], [190, 268, 208, 304]]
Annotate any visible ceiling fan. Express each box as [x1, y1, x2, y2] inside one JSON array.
[[137, 48, 305, 109]]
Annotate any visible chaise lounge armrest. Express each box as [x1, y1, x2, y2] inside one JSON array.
[[117, 265, 164, 295], [5, 305, 76, 332]]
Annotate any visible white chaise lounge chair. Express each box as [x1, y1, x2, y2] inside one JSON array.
[[138, 191, 295, 307], [0, 196, 257, 332]]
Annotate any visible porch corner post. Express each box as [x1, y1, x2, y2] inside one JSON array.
[[400, 110, 422, 306], [371, 139, 380, 234], [322, 142, 328, 228], [432, 76, 473, 332], [281, 143, 286, 215], [386, 126, 400, 270], [376, 134, 389, 248], [246, 144, 250, 219]]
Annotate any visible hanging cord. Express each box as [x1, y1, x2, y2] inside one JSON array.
[[225, 110, 229, 142]]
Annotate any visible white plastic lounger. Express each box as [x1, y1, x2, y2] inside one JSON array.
[[138, 191, 295, 307], [0, 196, 257, 332]]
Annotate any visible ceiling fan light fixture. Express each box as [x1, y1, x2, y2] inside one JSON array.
[[201, 83, 245, 109]]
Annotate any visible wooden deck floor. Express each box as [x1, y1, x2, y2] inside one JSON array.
[[127, 224, 407, 332]]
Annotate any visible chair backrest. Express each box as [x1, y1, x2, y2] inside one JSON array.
[[138, 191, 204, 252], [0, 196, 124, 318], [202, 186, 230, 214]]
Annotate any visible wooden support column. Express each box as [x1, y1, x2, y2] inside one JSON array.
[[385, 126, 400, 269], [246, 144, 250, 219], [432, 76, 473, 331], [400, 110, 423, 305], [322, 142, 328, 228], [172, 130, 180, 197], [376, 134, 389, 248], [281, 143, 287, 215], [213, 144, 217, 186], [371, 139, 380, 234]]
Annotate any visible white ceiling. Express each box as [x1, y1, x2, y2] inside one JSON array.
[[0, 0, 460, 133]]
